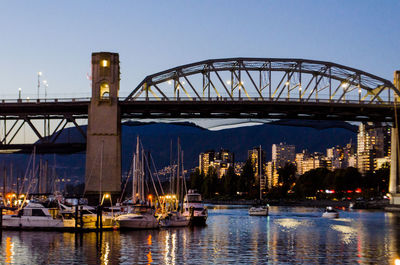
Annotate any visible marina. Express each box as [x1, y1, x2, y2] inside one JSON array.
[[0, 205, 399, 264], [0, 1, 400, 264]]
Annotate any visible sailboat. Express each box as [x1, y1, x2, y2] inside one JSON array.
[[249, 145, 269, 216], [158, 138, 190, 227], [115, 136, 159, 229]]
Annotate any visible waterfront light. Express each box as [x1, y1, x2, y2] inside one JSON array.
[[395, 258, 400, 265]]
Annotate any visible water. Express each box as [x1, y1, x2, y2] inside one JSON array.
[[1, 206, 400, 264]]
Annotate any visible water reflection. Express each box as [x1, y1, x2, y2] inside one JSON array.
[[5, 237, 13, 264], [0, 207, 400, 264]]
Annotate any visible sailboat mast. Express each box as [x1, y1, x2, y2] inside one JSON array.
[[132, 153, 136, 203], [3, 166, 6, 200], [176, 137, 180, 203], [135, 135, 140, 202], [141, 149, 145, 201], [259, 145, 262, 201], [170, 139, 173, 194]]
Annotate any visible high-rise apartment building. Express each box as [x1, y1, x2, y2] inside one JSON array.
[[265, 161, 279, 189], [248, 146, 266, 190], [357, 123, 391, 174], [199, 149, 234, 178], [272, 143, 296, 168]]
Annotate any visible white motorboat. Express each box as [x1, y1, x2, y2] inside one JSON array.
[[182, 190, 208, 225], [116, 205, 159, 229], [322, 206, 339, 218], [249, 204, 269, 216], [159, 211, 190, 227], [2, 202, 64, 229]]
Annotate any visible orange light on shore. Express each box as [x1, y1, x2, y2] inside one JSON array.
[[148, 195, 152, 200]]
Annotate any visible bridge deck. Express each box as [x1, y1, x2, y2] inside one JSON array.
[[0, 98, 394, 122]]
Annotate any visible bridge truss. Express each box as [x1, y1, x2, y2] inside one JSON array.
[[0, 58, 399, 153], [126, 58, 398, 103]]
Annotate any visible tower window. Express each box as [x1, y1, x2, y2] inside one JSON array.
[[101, 59, 109, 67], [100, 82, 110, 99]]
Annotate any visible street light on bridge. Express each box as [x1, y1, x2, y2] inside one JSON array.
[[18, 88, 21, 100], [43, 80, 48, 101], [37, 71, 42, 99]]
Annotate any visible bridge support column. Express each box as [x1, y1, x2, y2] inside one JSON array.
[[389, 70, 400, 206], [85, 52, 121, 204]]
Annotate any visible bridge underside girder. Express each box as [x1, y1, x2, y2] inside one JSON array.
[[120, 100, 395, 122], [0, 143, 86, 153]]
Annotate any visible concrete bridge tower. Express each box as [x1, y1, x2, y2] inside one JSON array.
[[389, 70, 400, 206], [85, 52, 121, 203]]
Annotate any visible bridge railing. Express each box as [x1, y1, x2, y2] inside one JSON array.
[[0, 96, 395, 106], [0, 97, 91, 103], [126, 96, 395, 106]]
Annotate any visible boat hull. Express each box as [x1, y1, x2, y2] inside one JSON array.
[[249, 207, 269, 216], [116, 213, 159, 229], [322, 212, 339, 218], [2, 216, 64, 229], [190, 216, 207, 226]]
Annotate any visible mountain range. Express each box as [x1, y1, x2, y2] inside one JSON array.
[[0, 120, 358, 181]]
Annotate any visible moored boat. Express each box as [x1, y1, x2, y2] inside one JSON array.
[[2, 202, 64, 229], [322, 206, 339, 218], [248, 204, 269, 216], [116, 205, 159, 229], [59, 203, 115, 230], [159, 211, 190, 227], [182, 190, 208, 225]]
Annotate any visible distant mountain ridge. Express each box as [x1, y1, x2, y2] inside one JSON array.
[[1, 120, 357, 180]]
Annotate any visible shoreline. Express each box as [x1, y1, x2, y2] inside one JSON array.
[[204, 199, 390, 209]]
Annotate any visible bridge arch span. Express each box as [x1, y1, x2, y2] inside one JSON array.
[[125, 58, 398, 104]]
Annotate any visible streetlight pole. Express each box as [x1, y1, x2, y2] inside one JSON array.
[[18, 88, 21, 100], [43, 80, 48, 102], [37, 72, 42, 99]]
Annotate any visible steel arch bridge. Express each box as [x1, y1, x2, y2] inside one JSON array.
[[121, 58, 399, 121], [126, 58, 398, 102], [0, 57, 399, 153]]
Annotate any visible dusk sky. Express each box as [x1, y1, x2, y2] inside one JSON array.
[[1, 1, 399, 100]]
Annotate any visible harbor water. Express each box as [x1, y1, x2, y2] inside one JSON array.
[[0, 205, 399, 264]]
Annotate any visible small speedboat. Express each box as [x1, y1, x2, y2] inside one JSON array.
[[322, 206, 339, 218], [249, 204, 269, 216]]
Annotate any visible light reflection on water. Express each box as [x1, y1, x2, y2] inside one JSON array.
[[0, 206, 399, 264]]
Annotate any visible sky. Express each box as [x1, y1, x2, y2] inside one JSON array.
[[1, 0, 399, 100]]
